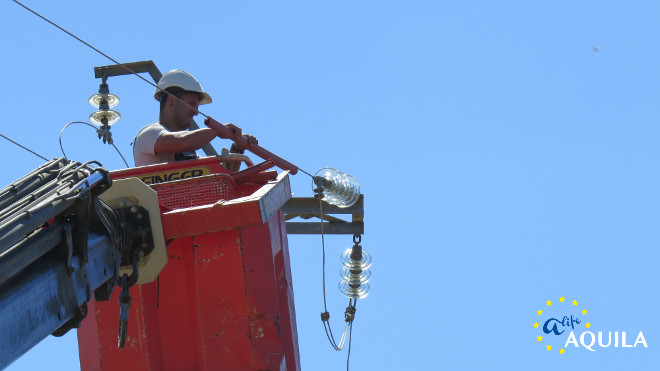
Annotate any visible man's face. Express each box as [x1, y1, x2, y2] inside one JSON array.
[[171, 93, 200, 131]]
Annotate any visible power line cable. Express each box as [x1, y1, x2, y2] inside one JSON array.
[[11, 0, 160, 95], [318, 197, 358, 371], [111, 143, 130, 168], [346, 306, 355, 371], [0, 132, 49, 161], [59, 122, 130, 168]]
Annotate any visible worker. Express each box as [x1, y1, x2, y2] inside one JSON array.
[[133, 69, 256, 167]]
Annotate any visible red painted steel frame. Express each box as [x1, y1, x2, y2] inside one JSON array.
[[110, 156, 231, 183], [78, 158, 300, 371]]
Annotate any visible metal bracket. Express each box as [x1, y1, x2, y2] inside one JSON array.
[[282, 195, 364, 235], [94, 60, 162, 82]]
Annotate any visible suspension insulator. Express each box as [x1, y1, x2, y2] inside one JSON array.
[[312, 168, 360, 208], [89, 81, 121, 126], [338, 242, 372, 299]]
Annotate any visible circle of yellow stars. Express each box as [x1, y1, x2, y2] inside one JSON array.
[[533, 297, 590, 355]]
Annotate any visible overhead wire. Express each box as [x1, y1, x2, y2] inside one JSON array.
[[12, 0, 313, 178], [318, 197, 357, 371], [111, 143, 130, 168], [346, 303, 356, 371], [319, 198, 346, 350], [0, 132, 49, 161], [11, 0, 161, 97], [59, 122, 130, 168]]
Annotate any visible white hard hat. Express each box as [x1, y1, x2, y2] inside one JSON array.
[[154, 69, 212, 105]]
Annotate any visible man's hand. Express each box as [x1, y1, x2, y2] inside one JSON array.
[[225, 122, 258, 153], [224, 123, 243, 139]]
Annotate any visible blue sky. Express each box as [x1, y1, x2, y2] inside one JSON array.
[[2, 1, 660, 370]]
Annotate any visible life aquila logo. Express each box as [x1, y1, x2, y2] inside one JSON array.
[[534, 297, 648, 353]]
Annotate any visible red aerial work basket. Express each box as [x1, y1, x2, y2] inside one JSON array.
[[151, 174, 240, 210], [77, 157, 300, 371]]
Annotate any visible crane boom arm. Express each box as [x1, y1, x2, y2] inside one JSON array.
[[0, 159, 158, 369]]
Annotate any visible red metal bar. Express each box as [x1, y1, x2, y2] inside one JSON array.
[[232, 160, 275, 184], [204, 117, 299, 174]]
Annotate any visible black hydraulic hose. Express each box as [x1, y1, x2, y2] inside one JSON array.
[[0, 158, 66, 210]]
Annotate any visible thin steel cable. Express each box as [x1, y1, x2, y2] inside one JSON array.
[[346, 301, 356, 371], [319, 197, 340, 348], [319, 197, 355, 351], [111, 143, 130, 168], [319, 198, 341, 349], [59, 121, 95, 159], [59, 121, 130, 168], [346, 324, 353, 371], [299, 168, 314, 177], [321, 198, 328, 310], [0, 132, 49, 161], [12, 0, 160, 95], [13, 0, 314, 177], [12, 0, 207, 125]]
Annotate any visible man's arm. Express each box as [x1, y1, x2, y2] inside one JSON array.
[[155, 124, 258, 155], [154, 128, 217, 154]]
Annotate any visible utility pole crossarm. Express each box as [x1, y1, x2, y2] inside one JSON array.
[[282, 195, 364, 235]]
